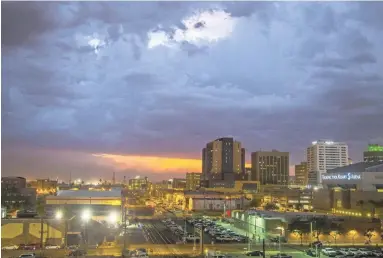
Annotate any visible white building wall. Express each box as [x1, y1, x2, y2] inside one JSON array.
[[307, 140, 348, 185], [191, 198, 244, 211]]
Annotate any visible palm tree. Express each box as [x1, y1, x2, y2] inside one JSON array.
[[36, 197, 45, 251]]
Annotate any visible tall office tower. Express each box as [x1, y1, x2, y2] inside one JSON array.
[[307, 140, 348, 186], [241, 148, 246, 180], [202, 148, 207, 180], [186, 172, 201, 190], [295, 162, 308, 186], [201, 137, 245, 182], [364, 144, 383, 162], [251, 150, 289, 185]]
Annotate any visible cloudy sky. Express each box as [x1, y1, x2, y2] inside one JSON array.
[[2, 2, 382, 182]]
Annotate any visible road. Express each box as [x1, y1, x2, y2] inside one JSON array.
[[0, 243, 312, 257], [3, 206, 377, 258]]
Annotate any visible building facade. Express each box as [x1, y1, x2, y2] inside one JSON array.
[[307, 140, 348, 186], [251, 150, 289, 185], [169, 178, 187, 189], [295, 162, 308, 186], [313, 162, 383, 214], [1, 176, 27, 190], [364, 144, 383, 163], [1, 177, 36, 210], [184, 191, 249, 211], [186, 173, 201, 190], [128, 176, 148, 191], [202, 137, 246, 185], [45, 190, 122, 221]]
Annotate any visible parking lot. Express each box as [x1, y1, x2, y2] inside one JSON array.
[[310, 246, 383, 258], [161, 216, 251, 245]]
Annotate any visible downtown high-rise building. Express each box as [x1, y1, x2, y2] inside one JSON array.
[[202, 137, 245, 185], [186, 172, 201, 190], [363, 144, 383, 162], [307, 140, 348, 186], [294, 161, 308, 186], [251, 150, 289, 185]]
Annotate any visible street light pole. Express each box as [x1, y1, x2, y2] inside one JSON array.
[[184, 216, 187, 244], [248, 217, 251, 251]]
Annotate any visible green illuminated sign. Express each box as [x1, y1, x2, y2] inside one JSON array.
[[368, 144, 383, 152]]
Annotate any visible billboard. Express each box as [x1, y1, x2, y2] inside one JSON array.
[[322, 172, 362, 181]]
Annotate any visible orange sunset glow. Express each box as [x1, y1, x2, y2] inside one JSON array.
[[94, 153, 252, 173]]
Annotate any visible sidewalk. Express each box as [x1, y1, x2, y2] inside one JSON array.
[[217, 221, 256, 239]]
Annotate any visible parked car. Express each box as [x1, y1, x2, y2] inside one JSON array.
[[305, 249, 317, 257], [19, 244, 40, 250], [322, 248, 336, 255], [2, 245, 19, 250], [68, 250, 87, 256], [371, 250, 383, 257], [348, 248, 360, 255], [19, 254, 36, 258], [246, 250, 264, 256], [358, 248, 373, 256], [327, 251, 338, 257]]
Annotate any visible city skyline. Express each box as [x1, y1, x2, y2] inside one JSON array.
[[2, 2, 383, 180]]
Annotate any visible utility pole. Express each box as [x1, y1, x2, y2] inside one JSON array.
[[248, 217, 251, 251], [40, 216, 44, 255], [184, 216, 187, 243], [262, 239, 266, 258], [200, 225, 204, 255], [123, 204, 127, 251], [310, 221, 313, 244]]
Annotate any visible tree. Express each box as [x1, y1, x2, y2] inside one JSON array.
[[264, 202, 278, 211], [328, 223, 345, 246], [249, 198, 262, 208], [311, 218, 329, 241], [288, 220, 310, 245], [296, 203, 304, 211], [364, 228, 376, 244]]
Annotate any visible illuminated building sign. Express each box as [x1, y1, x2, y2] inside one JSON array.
[[322, 173, 361, 181]]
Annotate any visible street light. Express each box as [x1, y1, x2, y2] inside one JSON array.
[[55, 210, 63, 220], [276, 227, 284, 253], [55, 210, 68, 248], [81, 209, 92, 252], [81, 209, 91, 222]]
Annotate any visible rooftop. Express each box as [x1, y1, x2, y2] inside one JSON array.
[[327, 161, 383, 173], [56, 189, 121, 198]]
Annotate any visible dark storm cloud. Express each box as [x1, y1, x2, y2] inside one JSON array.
[[2, 2, 383, 179], [1, 2, 56, 47]]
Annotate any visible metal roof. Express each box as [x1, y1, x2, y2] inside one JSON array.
[[56, 190, 121, 197], [327, 161, 383, 173]]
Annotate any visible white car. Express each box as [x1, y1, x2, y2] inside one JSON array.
[[216, 236, 233, 242], [358, 248, 372, 256], [45, 245, 60, 249], [322, 248, 335, 255], [183, 234, 200, 241], [348, 248, 359, 255], [2, 245, 19, 250]]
